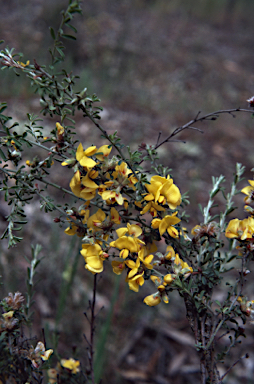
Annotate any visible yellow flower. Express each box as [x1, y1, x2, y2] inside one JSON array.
[[225, 217, 254, 241], [87, 207, 120, 233], [241, 180, 254, 205], [165, 245, 175, 260], [150, 275, 162, 285], [99, 161, 136, 205], [110, 223, 145, 257], [69, 170, 82, 197], [225, 219, 241, 239], [151, 212, 180, 237], [76, 143, 97, 168], [41, 349, 54, 361], [48, 368, 58, 384], [95, 145, 112, 161], [17, 60, 30, 67], [164, 274, 173, 284], [65, 210, 89, 236], [110, 207, 121, 224], [112, 260, 126, 275], [69, 170, 98, 200], [101, 188, 124, 205], [81, 244, 107, 273], [191, 225, 202, 236], [240, 217, 254, 240], [125, 272, 144, 292], [56, 122, 64, 135], [138, 251, 154, 269], [2, 310, 14, 319], [126, 258, 141, 278], [87, 209, 106, 232], [144, 175, 181, 209], [139, 242, 158, 259], [173, 254, 193, 274], [140, 201, 165, 216], [32, 341, 53, 364], [61, 358, 80, 374], [112, 162, 132, 180], [111, 237, 143, 257], [143, 293, 161, 306]]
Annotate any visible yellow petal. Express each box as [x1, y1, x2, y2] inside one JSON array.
[[96, 145, 112, 161], [111, 207, 120, 224], [144, 293, 161, 306], [79, 156, 97, 168], [127, 223, 142, 237], [76, 143, 84, 162], [84, 146, 97, 156]]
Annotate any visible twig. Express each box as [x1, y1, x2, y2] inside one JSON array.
[[84, 274, 98, 384], [155, 108, 253, 149], [80, 106, 139, 181], [155, 131, 162, 146], [220, 354, 248, 381]]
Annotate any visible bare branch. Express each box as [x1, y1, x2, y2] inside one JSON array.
[[155, 108, 253, 149]]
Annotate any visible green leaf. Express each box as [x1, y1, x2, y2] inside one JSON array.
[[62, 34, 76, 40], [66, 23, 77, 33], [56, 46, 65, 58], [0, 148, 7, 161], [50, 27, 56, 40]]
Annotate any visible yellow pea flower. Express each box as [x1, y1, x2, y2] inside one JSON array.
[[164, 274, 173, 285], [56, 122, 64, 135], [76, 143, 97, 168], [112, 162, 132, 180], [95, 145, 112, 161], [87, 209, 106, 231], [138, 252, 154, 269], [126, 258, 141, 278], [65, 210, 89, 237], [140, 201, 165, 216], [111, 236, 143, 256], [126, 272, 144, 292], [61, 358, 80, 374], [101, 189, 124, 205], [151, 212, 180, 237], [17, 60, 30, 67], [225, 217, 254, 241], [81, 244, 106, 274], [2, 311, 14, 319], [165, 245, 175, 260], [144, 175, 181, 209], [69, 170, 98, 200], [112, 260, 126, 275], [241, 180, 254, 205], [110, 223, 145, 257], [225, 219, 241, 239], [110, 207, 120, 224], [143, 293, 161, 306]]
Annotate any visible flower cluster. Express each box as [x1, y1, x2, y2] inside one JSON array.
[[225, 179, 254, 253], [61, 140, 194, 306]]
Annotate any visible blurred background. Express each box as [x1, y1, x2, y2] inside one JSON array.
[[1, 1, 254, 383]]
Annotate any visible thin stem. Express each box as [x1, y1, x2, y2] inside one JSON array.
[[220, 354, 248, 381], [155, 108, 253, 150], [81, 106, 139, 180], [87, 274, 97, 384]]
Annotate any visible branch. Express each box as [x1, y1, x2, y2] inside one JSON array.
[[80, 106, 140, 181], [155, 108, 253, 149], [220, 354, 249, 381], [84, 273, 98, 384]]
